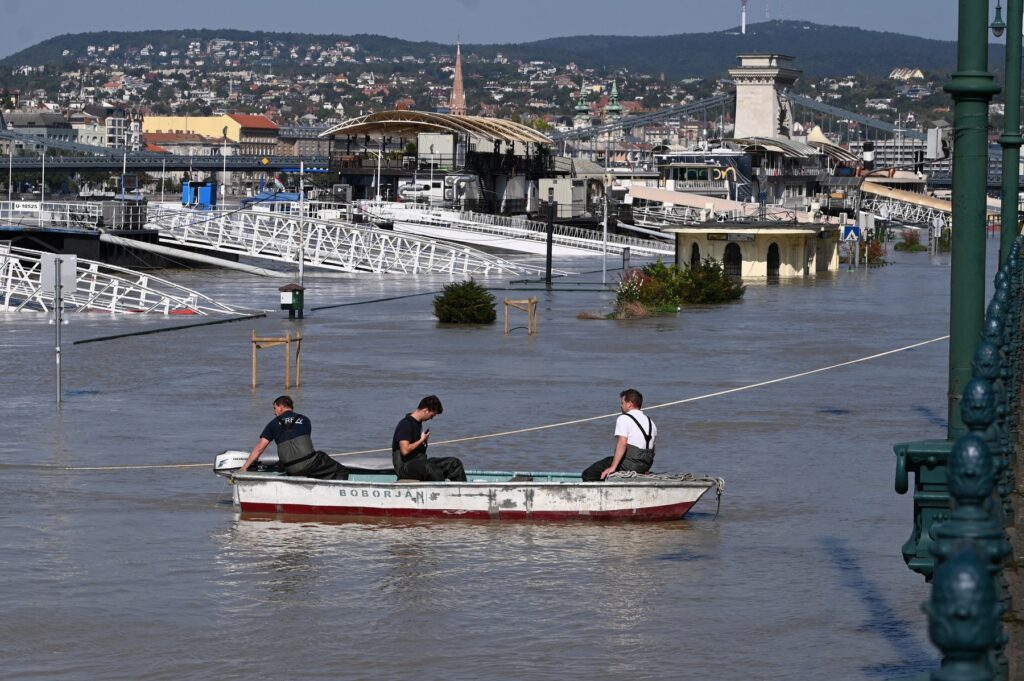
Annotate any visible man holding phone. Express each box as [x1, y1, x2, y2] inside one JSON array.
[[391, 395, 466, 482]]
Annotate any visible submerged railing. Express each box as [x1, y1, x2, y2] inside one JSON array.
[[895, 236, 1022, 680]]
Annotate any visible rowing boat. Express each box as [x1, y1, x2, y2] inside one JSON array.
[[214, 451, 724, 522]]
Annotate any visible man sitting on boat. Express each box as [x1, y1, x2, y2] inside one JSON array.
[[392, 395, 467, 482], [582, 388, 657, 482], [239, 395, 351, 480]]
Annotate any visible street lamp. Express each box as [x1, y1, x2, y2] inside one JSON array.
[[428, 143, 435, 208], [992, 0, 1007, 36], [366, 141, 384, 203], [221, 125, 228, 200], [298, 160, 304, 288], [944, 0, 1001, 437], [993, 0, 1022, 266], [602, 172, 611, 284]]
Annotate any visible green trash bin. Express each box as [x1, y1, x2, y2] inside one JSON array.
[[279, 283, 305, 320]]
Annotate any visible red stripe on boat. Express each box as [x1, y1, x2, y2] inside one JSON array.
[[238, 500, 696, 522]]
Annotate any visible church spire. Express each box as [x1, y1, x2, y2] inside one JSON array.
[[574, 79, 591, 129], [449, 43, 467, 116], [605, 80, 622, 121]]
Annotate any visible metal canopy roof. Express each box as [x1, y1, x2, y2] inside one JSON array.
[[729, 136, 821, 159], [320, 110, 552, 145]]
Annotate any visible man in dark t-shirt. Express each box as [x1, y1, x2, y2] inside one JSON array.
[[391, 395, 466, 482], [239, 395, 350, 480]]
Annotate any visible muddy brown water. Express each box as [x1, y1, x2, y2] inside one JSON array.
[[1, 245, 993, 679]]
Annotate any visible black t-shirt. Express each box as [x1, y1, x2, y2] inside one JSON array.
[[260, 411, 311, 444], [391, 413, 426, 472]]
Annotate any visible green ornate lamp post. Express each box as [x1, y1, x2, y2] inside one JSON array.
[[994, 0, 1024, 267], [894, 0, 1003, 581], [946, 0, 1001, 438]]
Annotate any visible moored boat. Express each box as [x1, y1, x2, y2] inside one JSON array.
[[214, 451, 724, 522]]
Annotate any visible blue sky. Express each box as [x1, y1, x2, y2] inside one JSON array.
[[0, 0, 966, 60]]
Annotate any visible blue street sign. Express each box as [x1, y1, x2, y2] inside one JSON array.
[[842, 225, 861, 242]]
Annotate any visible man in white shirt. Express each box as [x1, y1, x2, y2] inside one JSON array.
[[581, 388, 657, 482]]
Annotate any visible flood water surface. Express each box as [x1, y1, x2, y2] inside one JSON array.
[[0, 246, 981, 680]]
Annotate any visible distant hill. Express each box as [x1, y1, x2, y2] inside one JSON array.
[[0, 21, 1006, 80]]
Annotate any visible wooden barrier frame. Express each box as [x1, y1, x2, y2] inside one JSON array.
[[504, 297, 538, 335], [252, 330, 302, 389]]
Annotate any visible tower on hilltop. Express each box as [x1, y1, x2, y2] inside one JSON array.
[[449, 43, 467, 116]]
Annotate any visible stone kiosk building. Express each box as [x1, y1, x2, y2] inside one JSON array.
[[666, 222, 840, 278]]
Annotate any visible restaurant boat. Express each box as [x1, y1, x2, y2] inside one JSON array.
[[214, 451, 724, 522]]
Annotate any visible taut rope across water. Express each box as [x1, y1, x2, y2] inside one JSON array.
[[29, 335, 949, 472]]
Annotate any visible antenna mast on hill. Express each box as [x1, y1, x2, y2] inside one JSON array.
[[741, 0, 747, 34]]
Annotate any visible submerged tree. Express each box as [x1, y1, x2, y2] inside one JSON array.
[[611, 259, 744, 317], [433, 279, 497, 324]]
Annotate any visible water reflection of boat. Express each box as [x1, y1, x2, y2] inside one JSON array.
[[215, 452, 723, 522]]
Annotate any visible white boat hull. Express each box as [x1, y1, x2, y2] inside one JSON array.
[[225, 470, 717, 522]]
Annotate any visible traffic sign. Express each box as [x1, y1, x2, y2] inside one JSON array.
[[40, 253, 77, 295], [842, 225, 861, 242]]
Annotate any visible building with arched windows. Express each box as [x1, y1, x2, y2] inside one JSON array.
[[665, 222, 840, 278]]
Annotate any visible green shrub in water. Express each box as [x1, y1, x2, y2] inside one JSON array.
[[612, 259, 744, 316], [433, 279, 497, 324], [675, 258, 746, 304]]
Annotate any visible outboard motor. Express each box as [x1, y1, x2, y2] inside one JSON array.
[[214, 450, 251, 475]]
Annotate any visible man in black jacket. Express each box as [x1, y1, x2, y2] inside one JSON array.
[[391, 395, 466, 482]]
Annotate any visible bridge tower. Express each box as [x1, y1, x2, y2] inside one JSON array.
[[728, 54, 801, 139]]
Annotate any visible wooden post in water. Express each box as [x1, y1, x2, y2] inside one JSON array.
[[504, 297, 537, 336], [251, 330, 303, 389]]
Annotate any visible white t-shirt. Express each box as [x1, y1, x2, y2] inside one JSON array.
[[614, 409, 656, 449]]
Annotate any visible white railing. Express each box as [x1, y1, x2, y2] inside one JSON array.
[[859, 194, 951, 226], [0, 201, 103, 230], [0, 242, 247, 315], [146, 206, 537, 276]]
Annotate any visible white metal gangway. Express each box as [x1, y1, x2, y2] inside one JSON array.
[[368, 204, 674, 258], [147, 206, 537, 276], [858, 182, 955, 226], [0, 242, 247, 315]]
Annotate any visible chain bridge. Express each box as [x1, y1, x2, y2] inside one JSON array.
[[552, 92, 927, 145], [0, 128, 327, 171], [0, 241, 246, 315], [146, 206, 537, 276]]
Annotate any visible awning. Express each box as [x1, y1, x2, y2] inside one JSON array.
[[729, 136, 820, 159]]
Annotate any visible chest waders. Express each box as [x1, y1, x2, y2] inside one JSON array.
[[275, 416, 318, 476], [620, 413, 655, 473]]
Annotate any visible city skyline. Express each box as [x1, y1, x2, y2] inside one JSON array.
[[0, 0, 967, 62]]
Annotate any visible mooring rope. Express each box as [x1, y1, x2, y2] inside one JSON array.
[[38, 334, 948, 472]]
